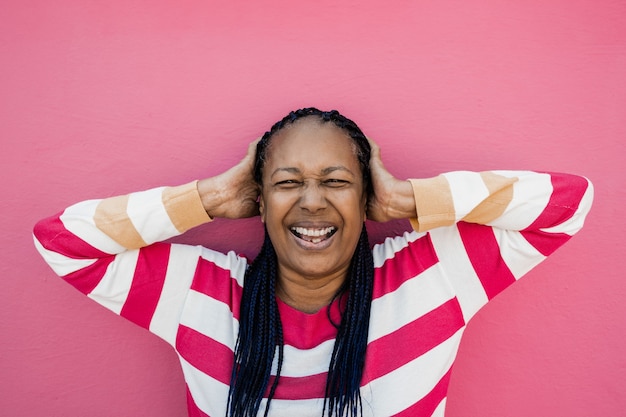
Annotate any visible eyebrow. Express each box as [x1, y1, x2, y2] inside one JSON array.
[[321, 166, 354, 176], [270, 166, 355, 179]]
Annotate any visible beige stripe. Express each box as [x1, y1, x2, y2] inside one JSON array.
[[162, 181, 212, 233], [463, 172, 518, 225], [94, 194, 147, 249], [408, 176, 456, 232]]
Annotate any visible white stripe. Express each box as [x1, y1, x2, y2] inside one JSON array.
[[149, 244, 203, 345], [180, 356, 230, 416], [490, 169, 535, 178], [126, 187, 179, 245], [443, 171, 489, 222], [87, 250, 139, 314], [176, 248, 248, 348], [259, 397, 326, 416], [372, 230, 425, 268], [180, 290, 239, 349], [494, 228, 546, 279], [272, 340, 334, 377], [369, 266, 456, 341], [489, 171, 551, 230], [33, 235, 96, 276], [61, 199, 126, 254], [492, 169, 536, 178], [432, 398, 447, 416], [199, 248, 248, 287], [363, 329, 461, 416], [429, 226, 488, 321]]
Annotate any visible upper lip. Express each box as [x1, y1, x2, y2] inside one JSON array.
[[289, 221, 337, 229]]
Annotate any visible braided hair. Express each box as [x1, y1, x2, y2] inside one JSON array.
[[227, 108, 374, 417]]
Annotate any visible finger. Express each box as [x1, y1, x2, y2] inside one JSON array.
[[248, 137, 262, 155], [244, 201, 261, 218], [366, 136, 380, 154]]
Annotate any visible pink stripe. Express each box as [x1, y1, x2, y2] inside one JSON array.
[[392, 367, 452, 417], [458, 222, 516, 300], [278, 296, 341, 350], [520, 230, 572, 256], [267, 372, 328, 400], [176, 325, 234, 385], [373, 234, 439, 300], [178, 326, 328, 401], [119, 243, 170, 329], [33, 214, 110, 259], [524, 173, 588, 230], [191, 258, 242, 320], [186, 386, 211, 417], [520, 172, 588, 256], [362, 298, 464, 384], [62, 257, 114, 295]]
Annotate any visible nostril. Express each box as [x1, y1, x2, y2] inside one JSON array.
[[299, 186, 328, 209]]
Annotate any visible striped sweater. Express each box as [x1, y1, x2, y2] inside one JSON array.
[[33, 171, 593, 416]]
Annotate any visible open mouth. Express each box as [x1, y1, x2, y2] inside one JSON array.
[[290, 226, 337, 244]]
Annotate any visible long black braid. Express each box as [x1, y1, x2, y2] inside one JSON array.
[[226, 231, 284, 417], [227, 108, 374, 417]]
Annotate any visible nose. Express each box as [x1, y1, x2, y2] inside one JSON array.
[[299, 182, 327, 213]]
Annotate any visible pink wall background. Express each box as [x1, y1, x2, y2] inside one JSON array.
[[2, 1, 624, 416]]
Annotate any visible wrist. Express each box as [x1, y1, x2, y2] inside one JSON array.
[[386, 180, 417, 220], [197, 177, 230, 219]]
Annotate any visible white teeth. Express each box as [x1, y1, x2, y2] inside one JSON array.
[[292, 226, 335, 237]]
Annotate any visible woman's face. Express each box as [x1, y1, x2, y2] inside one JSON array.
[[259, 118, 367, 283]]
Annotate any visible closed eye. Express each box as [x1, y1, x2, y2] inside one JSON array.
[[323, 179, 350, 187], [275, 179, 302, 188]]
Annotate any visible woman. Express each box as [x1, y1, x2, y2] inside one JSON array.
[[33, 108, 593, 417]]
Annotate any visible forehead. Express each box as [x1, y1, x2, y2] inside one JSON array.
[[265, 118, 359, 173]]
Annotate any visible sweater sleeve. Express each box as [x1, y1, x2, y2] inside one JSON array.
[[32, 181, 233, 345], [407, 171, 594, 320]]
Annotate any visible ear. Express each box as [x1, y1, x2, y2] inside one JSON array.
[[259, 194, 266, 223]]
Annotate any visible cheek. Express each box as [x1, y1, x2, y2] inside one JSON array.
[[259, 192, 292, 225], [339, 190, 367, 217]]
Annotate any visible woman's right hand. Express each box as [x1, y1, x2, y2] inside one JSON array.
[[197, 139, 261, 219]]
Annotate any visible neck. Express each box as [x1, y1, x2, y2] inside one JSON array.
[[276, 268, 347, 314]]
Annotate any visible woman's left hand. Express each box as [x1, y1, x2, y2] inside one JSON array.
[[366, 139, 417, 222]]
